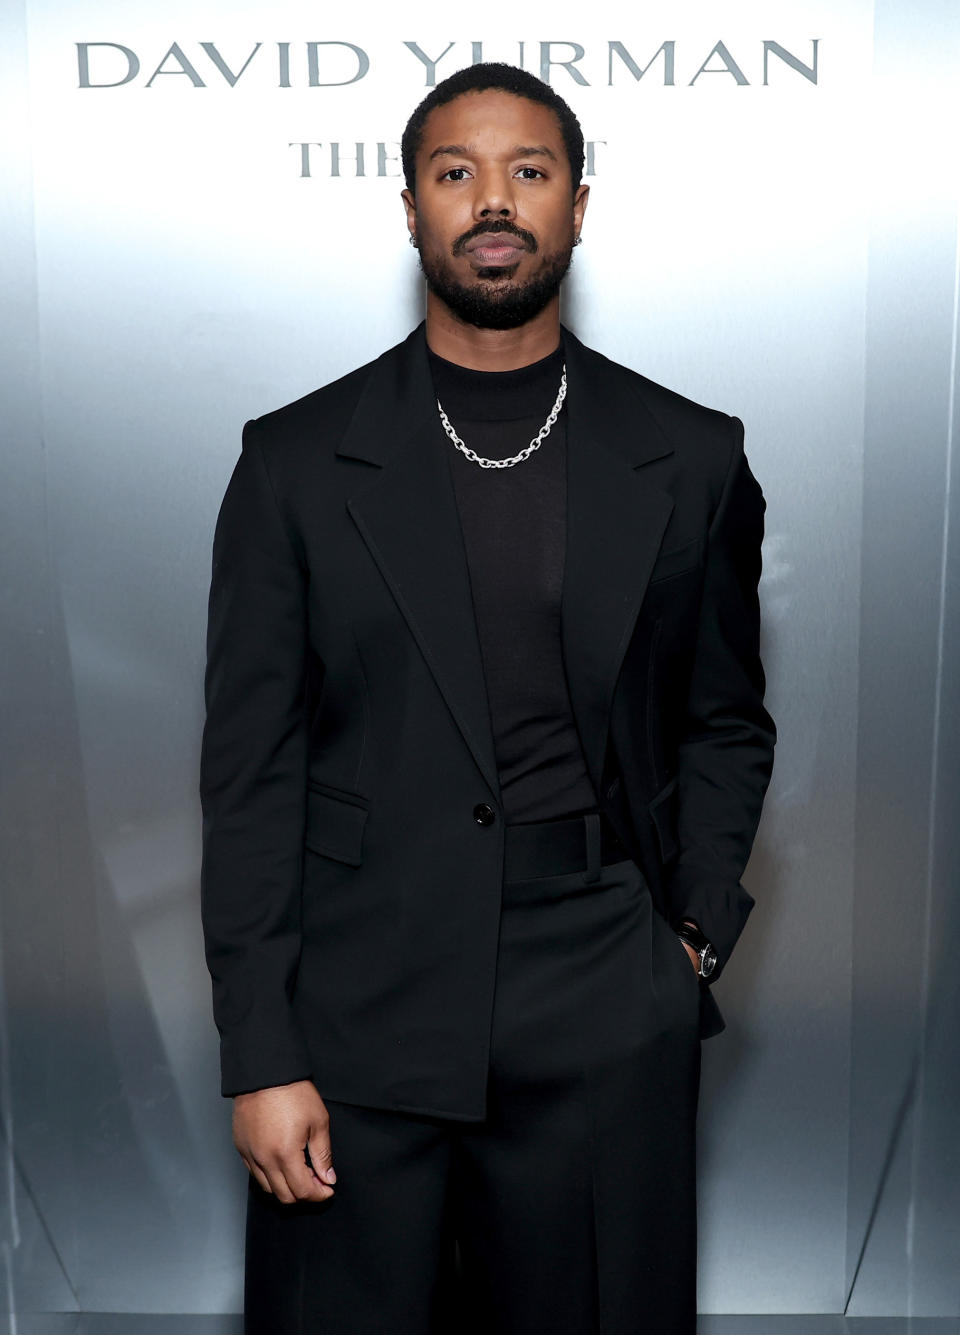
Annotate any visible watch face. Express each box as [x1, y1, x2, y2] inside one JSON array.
[[701, 946, 717, 978]]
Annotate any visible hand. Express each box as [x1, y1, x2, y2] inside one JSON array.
[[233, 1078, 336, 1204], [679, 938, 701, 976], [679, 920, 701, 977]]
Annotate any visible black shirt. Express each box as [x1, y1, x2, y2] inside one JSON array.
[[427, 341, 598, 824]]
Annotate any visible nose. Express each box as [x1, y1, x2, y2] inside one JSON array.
[[473, 169, 516, 222]]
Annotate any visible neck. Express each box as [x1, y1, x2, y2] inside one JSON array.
[[424, 291, 562, 371]]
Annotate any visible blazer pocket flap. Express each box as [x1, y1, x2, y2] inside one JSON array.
[[649, 537, 703, 585], [648, 776, 679, 864], [305, 785, 368, 866]]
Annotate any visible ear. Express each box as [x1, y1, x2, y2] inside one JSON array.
[[573, 183, 590, 241], [401, 187, 417, 242]]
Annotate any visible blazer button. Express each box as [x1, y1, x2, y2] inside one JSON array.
[[473, 803, 496, 826]]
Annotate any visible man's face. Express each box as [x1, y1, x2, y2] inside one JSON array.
[[401, 89, 589, 330]]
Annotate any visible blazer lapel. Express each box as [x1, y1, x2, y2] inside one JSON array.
[[340, 325, 503, 798], [559, 327, 675, 795], [338, 322, 676, 807]]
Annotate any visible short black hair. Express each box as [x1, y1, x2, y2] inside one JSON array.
[[401, 62, 585, 195]]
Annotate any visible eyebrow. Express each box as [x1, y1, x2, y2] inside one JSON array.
[[428, 143, 558, 163]]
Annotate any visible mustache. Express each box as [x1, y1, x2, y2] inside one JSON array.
[[452, 220, 538, 257]]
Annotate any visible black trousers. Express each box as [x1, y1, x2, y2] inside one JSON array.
[[244, 823, 702, 1334]]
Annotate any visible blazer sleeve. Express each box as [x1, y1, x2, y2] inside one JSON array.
[[666, 415, 777, 980], [199, 419, 313, 1097]]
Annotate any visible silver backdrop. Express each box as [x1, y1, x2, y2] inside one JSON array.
[[1, 0, 958, 1318]]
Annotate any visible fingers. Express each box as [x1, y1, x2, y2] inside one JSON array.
[[242, 1150, 334, 1204], [284, 1139, 334, 1203], [239, 1139, 335, 1204], [232, 1081, 336, 1204], [239, 1152, 273, 1197], [306, 1123, 337, 1187]]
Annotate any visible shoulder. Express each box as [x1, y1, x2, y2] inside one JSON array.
[[563, 331, 753, 523], [634, 370, 736, 445], [573, 333, 736, 436], [245, 353, 380, 456], [564, 330, 743, 489], [632, 366, 745, 497]]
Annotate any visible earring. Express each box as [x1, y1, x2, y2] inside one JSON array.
[[409, 235, 418, 248], [573, 236, 582, 247]]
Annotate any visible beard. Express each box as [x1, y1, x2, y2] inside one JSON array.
[[415, 222, 576, 331]]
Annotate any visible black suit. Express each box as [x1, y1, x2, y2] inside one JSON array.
[[199, 320, 775, 1120], [201, 321, 776, 1331]]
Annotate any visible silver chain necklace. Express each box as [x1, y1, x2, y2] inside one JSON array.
[[436, 365, 567, 469]]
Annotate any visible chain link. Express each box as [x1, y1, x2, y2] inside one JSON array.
[[436, 365, 567, 469]]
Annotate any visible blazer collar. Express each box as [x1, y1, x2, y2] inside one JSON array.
[[339, 321, 675, 803], [336, 320, 673, 471]]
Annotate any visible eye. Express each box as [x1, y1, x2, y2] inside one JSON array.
[[440, 166, 472, 182], [516, 166, 546, 180]]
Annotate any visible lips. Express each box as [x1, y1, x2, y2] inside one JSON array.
[[464, 232, 526, 266]]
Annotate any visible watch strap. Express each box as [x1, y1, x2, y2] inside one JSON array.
[[674, 920, 717, 978]]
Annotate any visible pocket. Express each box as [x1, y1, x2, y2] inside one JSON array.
[[648, 537, 703, 585], [651, 903, 701, 1002], [669, 928, 701, 995], [304, 783, 368, 866], [647, 775, 679, 864]]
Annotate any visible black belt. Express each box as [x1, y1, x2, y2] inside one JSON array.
[[503, 809, 630, 883]]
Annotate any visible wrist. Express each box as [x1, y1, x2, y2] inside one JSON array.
[[675, 919, 717, 979]]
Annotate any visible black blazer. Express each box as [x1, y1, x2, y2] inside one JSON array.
[[199, 321, 776, 1118]]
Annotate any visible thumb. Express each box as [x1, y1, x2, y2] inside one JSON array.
[[307, 1125, 337, 1185]]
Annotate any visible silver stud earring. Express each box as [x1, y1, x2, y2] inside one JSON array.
[[573, 236, 582, 247], [409, 235, 418, 248]]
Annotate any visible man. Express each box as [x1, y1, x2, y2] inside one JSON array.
[[200, 61, 775, 1334]]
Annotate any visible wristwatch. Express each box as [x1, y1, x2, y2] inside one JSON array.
[[675, 920, 717, 979]]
